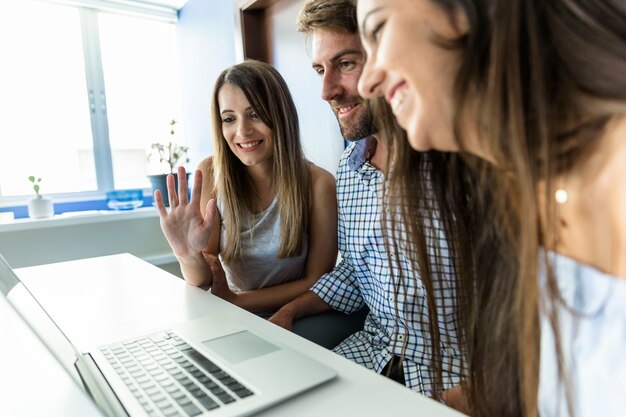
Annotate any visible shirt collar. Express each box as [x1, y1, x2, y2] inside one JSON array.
[[348, 136, 377, 172]]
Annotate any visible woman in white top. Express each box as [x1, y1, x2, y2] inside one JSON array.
[[356, 0, 626, 415], [155, 60, 338, 314]]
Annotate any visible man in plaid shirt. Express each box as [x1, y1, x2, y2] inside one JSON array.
[[270, 0, 462, 395]]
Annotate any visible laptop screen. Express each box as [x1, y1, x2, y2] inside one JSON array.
[[0, 253, 19, 296], [0, 254, 83, 381]]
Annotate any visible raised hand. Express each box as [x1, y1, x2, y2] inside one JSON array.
[[154, 166, 218, 261]]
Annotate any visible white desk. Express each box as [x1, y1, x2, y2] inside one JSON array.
[[15, 253, 464, 416]]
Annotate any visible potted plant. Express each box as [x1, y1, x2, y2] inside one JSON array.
[[147, 119, 190, 206], [27, 176, 54, 218]]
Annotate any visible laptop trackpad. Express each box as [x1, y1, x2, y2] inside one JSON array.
[[202, 330, 280, 364]]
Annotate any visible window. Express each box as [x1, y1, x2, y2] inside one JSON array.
[[100, 12, 185, 190], [0, 0, 184, 199]]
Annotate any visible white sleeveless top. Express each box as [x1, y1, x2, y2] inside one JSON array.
[[216, 198, 308, 292], [539, 253, 626, 417]]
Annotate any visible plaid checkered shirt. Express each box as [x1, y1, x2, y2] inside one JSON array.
[[311, 137, 464, 395]]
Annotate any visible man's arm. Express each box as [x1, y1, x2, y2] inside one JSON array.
[[269, 257, 365, 330], [269, 290, 332, 331], [439, 384, 470, 414]]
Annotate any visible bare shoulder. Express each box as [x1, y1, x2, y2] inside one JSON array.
[[196, 156, 216, 189], [196, 156, 216, 214], [197, 156, 214, 180], [308, 163, 336, 193]]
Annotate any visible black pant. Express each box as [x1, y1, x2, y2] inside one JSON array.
[[381, 356, 405, 385]]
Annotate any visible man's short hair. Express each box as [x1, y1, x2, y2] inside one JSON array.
[[297, 0, 358, 35]]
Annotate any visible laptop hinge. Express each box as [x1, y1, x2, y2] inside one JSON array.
[[75, 354, 130, 417]]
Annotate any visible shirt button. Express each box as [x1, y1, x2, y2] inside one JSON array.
[[398, 334, 404, 341]]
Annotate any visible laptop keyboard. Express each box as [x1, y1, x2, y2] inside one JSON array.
[[100, 330, 254, 417]]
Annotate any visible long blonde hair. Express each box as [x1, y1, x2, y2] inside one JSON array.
[[210, 60, 311, 264]]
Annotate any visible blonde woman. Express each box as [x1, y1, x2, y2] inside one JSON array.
[[156, 60, 337, 315]]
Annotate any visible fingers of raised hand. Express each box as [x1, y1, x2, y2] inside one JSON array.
[[166, 174, 179, 207], [191, 169, 203, 205], [204, 199, 217, 230], [154, 189, 168, 218], [177, 166, 189, 205]]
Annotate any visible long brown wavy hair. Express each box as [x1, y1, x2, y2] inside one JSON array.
[[378, 0, 626, 416], [372, 96, 508, 412], [210, 60, 311, 264]]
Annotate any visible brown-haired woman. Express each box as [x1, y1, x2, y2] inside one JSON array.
[[357, 0, 626, 416], [156, 60, 338, 315]]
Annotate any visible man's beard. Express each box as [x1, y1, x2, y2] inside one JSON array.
[[333, 102, 376, 142]]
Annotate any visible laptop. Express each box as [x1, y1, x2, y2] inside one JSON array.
[[0, 254, 336, 417], [0, 279, 104, 416]]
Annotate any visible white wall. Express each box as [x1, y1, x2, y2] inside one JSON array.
[[177, 0, 237, 172], [0, 210, 181, 274], [266, 0, 344, 176]]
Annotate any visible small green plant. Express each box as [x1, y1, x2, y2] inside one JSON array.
[[28, 176, 42, 196], [148, 119, 190, 174]]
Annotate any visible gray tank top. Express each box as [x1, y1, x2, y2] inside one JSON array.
[[217, 197, 308, 292]]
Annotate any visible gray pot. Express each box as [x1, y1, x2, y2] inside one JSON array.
[[148, 173, 190, 207]]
